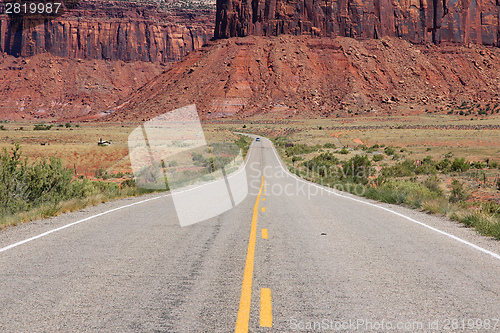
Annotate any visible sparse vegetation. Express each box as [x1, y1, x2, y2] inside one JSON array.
[[384, 146, 395, 156], [235, 135, 252, 157], [339, 147, 349, 155], [33, 123, 52, 131], [273, 133, 500, 240], [0, 144, 158, 230]]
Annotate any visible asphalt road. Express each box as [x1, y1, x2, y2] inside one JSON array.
[[1, 137, 500, 332]]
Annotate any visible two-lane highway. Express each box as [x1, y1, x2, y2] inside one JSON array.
[[1, 137, 500, 332]]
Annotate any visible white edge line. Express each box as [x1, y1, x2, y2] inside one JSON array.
[[0, 195, 167, 254], [261, 136, 500, 262], [0, 136, 256, 254]]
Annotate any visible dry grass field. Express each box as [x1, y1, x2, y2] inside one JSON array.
[[212, 113, 500, 211], [0, 121, 243, 178], [1, 113, 498, 180], [0, 114, 499, 236], [209, 113, 500, 239], [214, 114, 500, 161]]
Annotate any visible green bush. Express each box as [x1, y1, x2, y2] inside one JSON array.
[[285, 144, 320, 157], [235, 136, 251, 155], [461, 213, 500, 239], [23, 157, 73, 204], [339, 147, 349, 155], [424, 176, 442, 194], [422, 156, 433, 164], [372, 154, 384, 162], [324, 142, 336, 149], [365, 180, 437, 208], [211, 156, 232, 171], [69, 179, 119, 199], [0, 144, 73, 215], [0, 144, 131, 219], [381, 159, 415, 177], [342, 155, 372, 184], [94, 168, 109, 179], [33, 123, 52, 131], [449, 179, 469, 203], [481, 201, 500, 216], [303, 152, 339, 177], [451, 158, 470, 172], [435, 158, 451, 172], [292, 155, 303, 166], [470, 161, 486, 169], [384, 146, 395, 155], [272, 136, 292, 148]]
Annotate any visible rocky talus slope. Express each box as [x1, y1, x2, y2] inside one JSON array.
[[103, 35, 500, 121], [0, 1, 215, 120]]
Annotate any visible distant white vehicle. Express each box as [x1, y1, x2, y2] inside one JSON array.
[[256, 137, 260, 141]]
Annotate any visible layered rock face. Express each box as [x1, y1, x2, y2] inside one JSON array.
[[0, 2, 214, 62], [215, 0, 500, 46]]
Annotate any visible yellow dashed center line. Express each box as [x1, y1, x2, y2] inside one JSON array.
[[235, 176, 264, 333], [262, 229, 268, 239], [260, 288, 273, 327], [261, 207, 266, 212]]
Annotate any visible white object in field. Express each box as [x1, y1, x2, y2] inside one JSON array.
[[128, 105, 248, 226]]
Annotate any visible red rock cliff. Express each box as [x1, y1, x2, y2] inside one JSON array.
[[215, 0, 500, 46], [0, 1, 215, 62]]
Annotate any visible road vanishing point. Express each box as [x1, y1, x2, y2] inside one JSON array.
[[1, 137, 500, 332]]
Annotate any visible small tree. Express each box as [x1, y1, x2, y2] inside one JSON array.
[[449, 179, 468, 203], [339, 147, 349, 155], [342, 155, 372, 184]]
